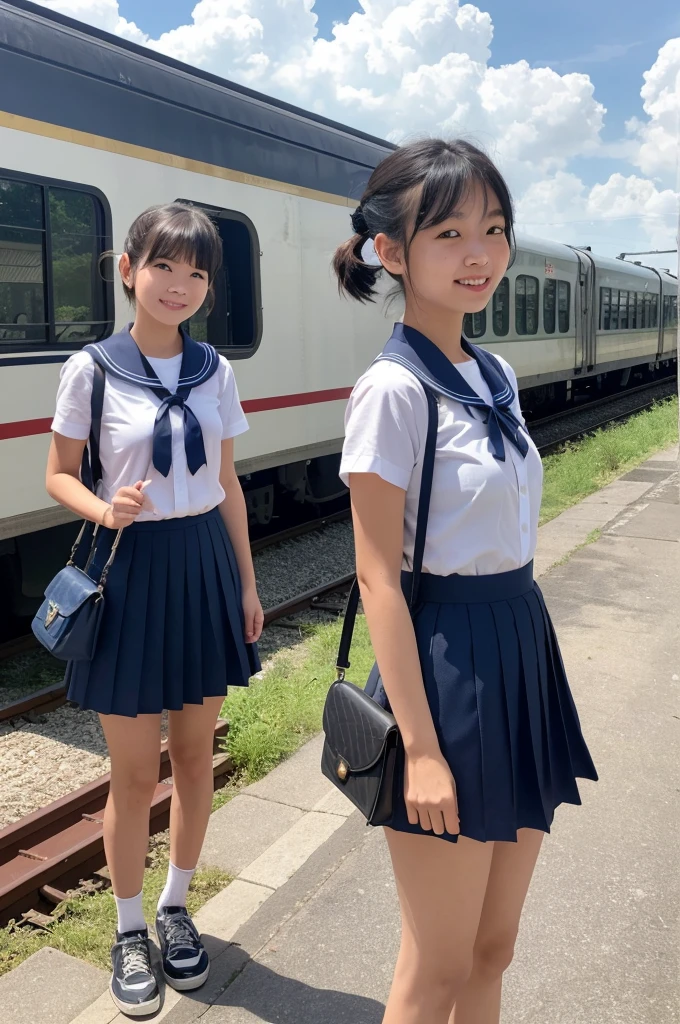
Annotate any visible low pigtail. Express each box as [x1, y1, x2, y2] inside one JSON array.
[[333, 230, 382, 303]]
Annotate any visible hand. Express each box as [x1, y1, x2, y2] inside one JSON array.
[[404, 750, 460, 836], [242, 585, 264, 644], [101, 480, 149, 529]]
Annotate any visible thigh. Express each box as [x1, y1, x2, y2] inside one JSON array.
[[167, 697, 224, 758], [385, 828, 495, 963], [99, 712, 162, 782], [474, 828, 544, 951]]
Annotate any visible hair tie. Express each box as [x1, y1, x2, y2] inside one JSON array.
[[360, 237, 383, 268], [351, 207, 369, 235]]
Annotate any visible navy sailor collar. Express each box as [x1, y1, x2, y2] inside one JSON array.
[[85, 324, 220, 477], [377, 322, 528, 461]]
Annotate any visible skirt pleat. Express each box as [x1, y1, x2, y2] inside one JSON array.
[[367, 563, 597, 843], [65, 508, 261, 717]]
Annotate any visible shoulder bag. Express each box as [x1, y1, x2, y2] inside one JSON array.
[[320, 384, 438, 824], [31, 363, 123, 661]]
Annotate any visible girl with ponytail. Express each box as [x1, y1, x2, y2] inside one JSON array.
[[334, 138, 597, 1024]]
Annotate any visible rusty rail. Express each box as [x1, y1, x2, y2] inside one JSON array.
[[0, 720, 231, 927]]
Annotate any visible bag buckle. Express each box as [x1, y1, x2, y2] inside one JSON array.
[[45, 601, 59, 628], [335, 666, 346, 681], [336, 758, 349, 782]]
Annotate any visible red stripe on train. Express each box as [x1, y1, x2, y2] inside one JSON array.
[[0, 387, 353, 440], [241, 387, 352, 413], [0, 417, 53, 440]]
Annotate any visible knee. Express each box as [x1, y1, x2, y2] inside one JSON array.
[[407, 957, 473, 1011], [169, 742, 212, 783], [472, 930, 517, 980], [110, 763, 158, 805]]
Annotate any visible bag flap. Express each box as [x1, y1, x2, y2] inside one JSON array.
[[323, 680, 398, 772], [43, 565, 100, 617]]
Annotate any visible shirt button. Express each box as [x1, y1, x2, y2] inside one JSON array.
[[521, 523, 528, 534], [520, 486, 528, 496]]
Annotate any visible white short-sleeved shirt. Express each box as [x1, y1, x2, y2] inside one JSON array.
[[339, 355, 543, 577], [51, 349, 248, 520]]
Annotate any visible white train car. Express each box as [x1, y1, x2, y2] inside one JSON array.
[[0, 0, 676, 636]]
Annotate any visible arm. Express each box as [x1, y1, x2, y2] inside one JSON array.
[[46, 434, 145, 529], [350, 472, 459, 836], [218, 438, 263, 643]]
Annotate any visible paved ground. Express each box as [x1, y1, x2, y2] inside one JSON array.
[[2, 447, 678, 1024], [175, 452, 680, 1024]]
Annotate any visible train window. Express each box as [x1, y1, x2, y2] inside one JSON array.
[[557, 280, 570, 332], [600, 287, 611, 330], [619, 290, 629, 329], [672, 297, 678, 328], [0, 172, 111, 348], [609, 289, 619, 330], [662, 295, 670, 327], [651, 294, 658, 327], [50, 188, 108, 343], [543, 279, 556, 334], [180, 203, 262, 357], [463, 309, 486, 338], [643, 293, 651, 328], [0, 179, 47, 342], [635, 292, 644, 330], [492, 277, 509, 336], [515, 275, 539, 335]]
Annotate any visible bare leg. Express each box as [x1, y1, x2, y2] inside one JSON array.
[[382, 828, 495, 1024], [451, 828, 544, 1024], [167, 697, 224, 869], [99, 713, 163, 898]]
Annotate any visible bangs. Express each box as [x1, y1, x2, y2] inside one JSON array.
[[141, 207, 222, 281], [412, 152, 514, 244]]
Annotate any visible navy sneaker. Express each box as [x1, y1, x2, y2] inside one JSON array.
[[155, 906, 210, 991], [110, 928, 160, 1017]]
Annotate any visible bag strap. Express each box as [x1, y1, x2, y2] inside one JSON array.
[[73, 360, 121, 587], [80, 361, 105, 492], [336, 385, 438, 677]]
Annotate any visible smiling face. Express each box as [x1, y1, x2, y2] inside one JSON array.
[[375, 181, 511, 319], [122, 253, 210, 327]]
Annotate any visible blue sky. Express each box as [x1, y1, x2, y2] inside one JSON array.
[[118, 0, 679, 163]]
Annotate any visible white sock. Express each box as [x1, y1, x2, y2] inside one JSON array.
[[157, 862, 196, 913], [114, 891, 146, 934]]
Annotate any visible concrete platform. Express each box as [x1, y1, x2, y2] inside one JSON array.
[[0, 947, 108, 1024]]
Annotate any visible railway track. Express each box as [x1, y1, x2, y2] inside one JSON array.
[[0, 571, 355, 927], [531, 377, 677, 455], [0, 721, 232, 928]]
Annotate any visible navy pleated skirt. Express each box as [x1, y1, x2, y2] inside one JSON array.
[[65, 507, 261, 717], [365, 562, 598, 843]]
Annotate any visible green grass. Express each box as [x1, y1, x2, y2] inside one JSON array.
[[0, 396, 676, 976], [539, 397, 678, 525], [0, 855, 230, 977], [213, 616, 375, 808]]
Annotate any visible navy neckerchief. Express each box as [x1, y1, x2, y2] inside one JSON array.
[[85, 324, 220, 477], [377, 323, 528, 462]]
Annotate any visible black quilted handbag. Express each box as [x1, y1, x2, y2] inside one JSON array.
[[321, 385, 438, 824]]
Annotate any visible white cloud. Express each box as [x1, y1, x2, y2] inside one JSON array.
[[35, 0, 146, 43], [516, 171, 678, 261], [626, 37, 680, 180], [33, 0, 679, 258]]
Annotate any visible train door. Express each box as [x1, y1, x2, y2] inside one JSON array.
[[569, 247, 596, 373]]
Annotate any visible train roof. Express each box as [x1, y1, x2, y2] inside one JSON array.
[[0, 0, 394, 201]]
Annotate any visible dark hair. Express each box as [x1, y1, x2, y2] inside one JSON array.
[[111, 203, 222, 309], [333, 138, 515, 303]]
